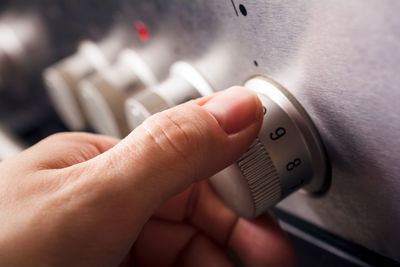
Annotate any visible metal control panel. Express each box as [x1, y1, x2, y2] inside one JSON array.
[[0, 0, 399, 265]]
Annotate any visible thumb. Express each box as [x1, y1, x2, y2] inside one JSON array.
[[81, 86, 263, 217]]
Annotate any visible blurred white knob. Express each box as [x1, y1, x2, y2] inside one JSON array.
[[78, 50, 157, 138], [125, 61, 213, 130], [43, 41, 111, 131]]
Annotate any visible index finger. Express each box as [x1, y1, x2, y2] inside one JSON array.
[[153, 181, 296, 266]]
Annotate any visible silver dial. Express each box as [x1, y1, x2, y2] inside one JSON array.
[[209, 76, 329, 218]]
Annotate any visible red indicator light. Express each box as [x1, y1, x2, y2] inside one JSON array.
[[135, 21, 149, 42]]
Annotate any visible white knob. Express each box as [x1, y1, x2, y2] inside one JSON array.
[[125, 61, 213, 130], [43, 41, 110, 131], [0, 12, 48, 88], [78, 50, 157, 138]]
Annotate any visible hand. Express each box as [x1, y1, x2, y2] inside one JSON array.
[[0, 87, 295, 266]]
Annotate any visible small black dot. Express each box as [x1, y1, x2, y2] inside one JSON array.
[[253, 60, 258, 67], [239, 4, 247, 16]]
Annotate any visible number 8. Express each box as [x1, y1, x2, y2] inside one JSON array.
[[286, 158, 302, 171]]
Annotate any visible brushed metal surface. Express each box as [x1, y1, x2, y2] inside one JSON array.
[[2, 0, 398, 262], [120, 0, 400, 261]]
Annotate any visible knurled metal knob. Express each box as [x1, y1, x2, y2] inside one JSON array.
[[209, 76, 330, 218]]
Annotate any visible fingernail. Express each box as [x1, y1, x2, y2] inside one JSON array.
[[202, 87, 262, 134]]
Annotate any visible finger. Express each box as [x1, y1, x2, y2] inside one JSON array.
[[229, 215, 296, 267], [131, 219, 234, 267], [131, 219, 197, 266], [79, 86, 263, 219], [176, 233, 234, 267], [153, 182, 295, 266], [153, 181, 237, 244]]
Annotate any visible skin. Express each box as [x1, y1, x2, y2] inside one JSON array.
[[0, 87, 295, 266]]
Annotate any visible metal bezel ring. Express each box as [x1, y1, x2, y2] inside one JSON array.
[[244, 75, 331, 195]]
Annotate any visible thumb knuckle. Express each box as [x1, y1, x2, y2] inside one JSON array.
[[140, 103, 220, 167], [142, 108, 204, 161]]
